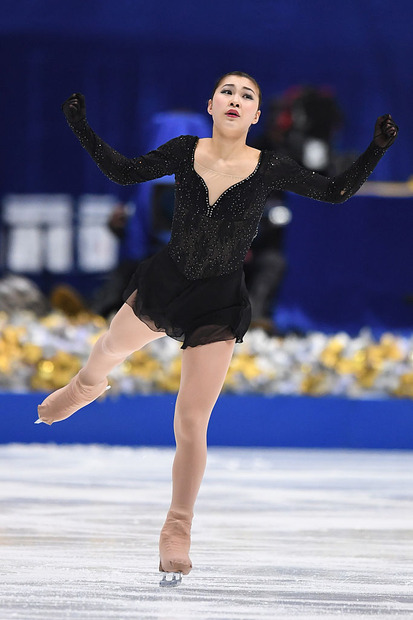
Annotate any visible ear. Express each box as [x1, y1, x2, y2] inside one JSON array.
[[207, 98, 213, 116], [251, 109, 261, 125]]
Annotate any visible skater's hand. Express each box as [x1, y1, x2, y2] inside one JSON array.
[[373, 114, 398, 148], [61, 93, 86, 125]]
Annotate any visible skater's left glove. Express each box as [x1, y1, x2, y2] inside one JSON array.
[[373, 114, 399, 148]]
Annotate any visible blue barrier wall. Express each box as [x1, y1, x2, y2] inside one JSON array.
[[1, 393, 412, 450]]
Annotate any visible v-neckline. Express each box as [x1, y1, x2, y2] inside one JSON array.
[[191, 137, 263, 212]]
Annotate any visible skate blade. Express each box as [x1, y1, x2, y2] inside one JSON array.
[[159, 571, 182, 587], [34, 419, 45, 424]]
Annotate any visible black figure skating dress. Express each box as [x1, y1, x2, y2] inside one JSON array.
[[67, 120, 390, 348]]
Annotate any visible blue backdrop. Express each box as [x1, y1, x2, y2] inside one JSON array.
[[1, 0, 412, 332]]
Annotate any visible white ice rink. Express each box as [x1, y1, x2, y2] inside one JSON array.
[[0, 444, 412, 619]]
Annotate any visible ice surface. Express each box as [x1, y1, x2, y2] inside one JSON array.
[[0, 445, 412, 619]]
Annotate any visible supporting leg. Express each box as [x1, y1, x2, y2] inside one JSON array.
[[159, 337, 236, 583]]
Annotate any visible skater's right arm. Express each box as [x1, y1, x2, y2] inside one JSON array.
[[61, 93, 187, 185]]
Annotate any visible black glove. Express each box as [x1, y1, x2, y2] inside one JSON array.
[[61, 92, 86, 125], [373, 113, 398, 148]]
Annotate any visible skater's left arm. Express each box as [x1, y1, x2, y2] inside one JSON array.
[[275, 114, 399, 204]]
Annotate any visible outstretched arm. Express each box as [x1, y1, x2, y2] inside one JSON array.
[[279, 114, 399, 204], [61, 93, 186, 185]]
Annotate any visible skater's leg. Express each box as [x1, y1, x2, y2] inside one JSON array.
[[159, 337, 236, 575], [37, 302, 165, 424], [172, 337, 236, 512], [79, 303, 164, 385]]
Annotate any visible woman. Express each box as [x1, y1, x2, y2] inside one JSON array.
[[37, 72, 398, 586]]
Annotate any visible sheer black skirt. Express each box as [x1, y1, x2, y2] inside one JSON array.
[[122, 245, 251, 349]]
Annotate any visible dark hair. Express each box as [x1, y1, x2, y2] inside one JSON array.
[[211, 71, 262, 108]]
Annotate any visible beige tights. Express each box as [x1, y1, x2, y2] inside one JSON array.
[[37, 303, 164, 424], [80, 303, 164, 385], [159, 338, 235, 574], [39, 301, 236, 576]]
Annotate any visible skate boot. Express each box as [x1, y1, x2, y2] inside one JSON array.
[[159, 509, 193, 587], [36, 372, 109, 425]]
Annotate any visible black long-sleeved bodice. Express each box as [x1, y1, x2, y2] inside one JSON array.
[[68, 119, 389, 280]]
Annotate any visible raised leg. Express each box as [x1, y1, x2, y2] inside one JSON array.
[[159, 337, 236, 582], [37, 303, 165, 424]]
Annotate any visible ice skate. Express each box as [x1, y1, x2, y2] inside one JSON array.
[[159, 509, 193, 587], [36, 372, 109, 425], [159, 568, 183, 588]]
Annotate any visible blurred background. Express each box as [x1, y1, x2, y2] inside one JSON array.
[[1, 0, 413, 446]]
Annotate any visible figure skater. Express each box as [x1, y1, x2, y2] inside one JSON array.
[[36, 71, 398, 586]]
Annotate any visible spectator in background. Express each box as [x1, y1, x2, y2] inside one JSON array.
[[247, 85, 344, 333]]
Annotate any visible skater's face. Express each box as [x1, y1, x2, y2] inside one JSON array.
[[207, 75, 261, 132]]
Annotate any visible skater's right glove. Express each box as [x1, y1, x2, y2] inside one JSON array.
[[373, 113, 398, 149], [61, 93, 86, 126]]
